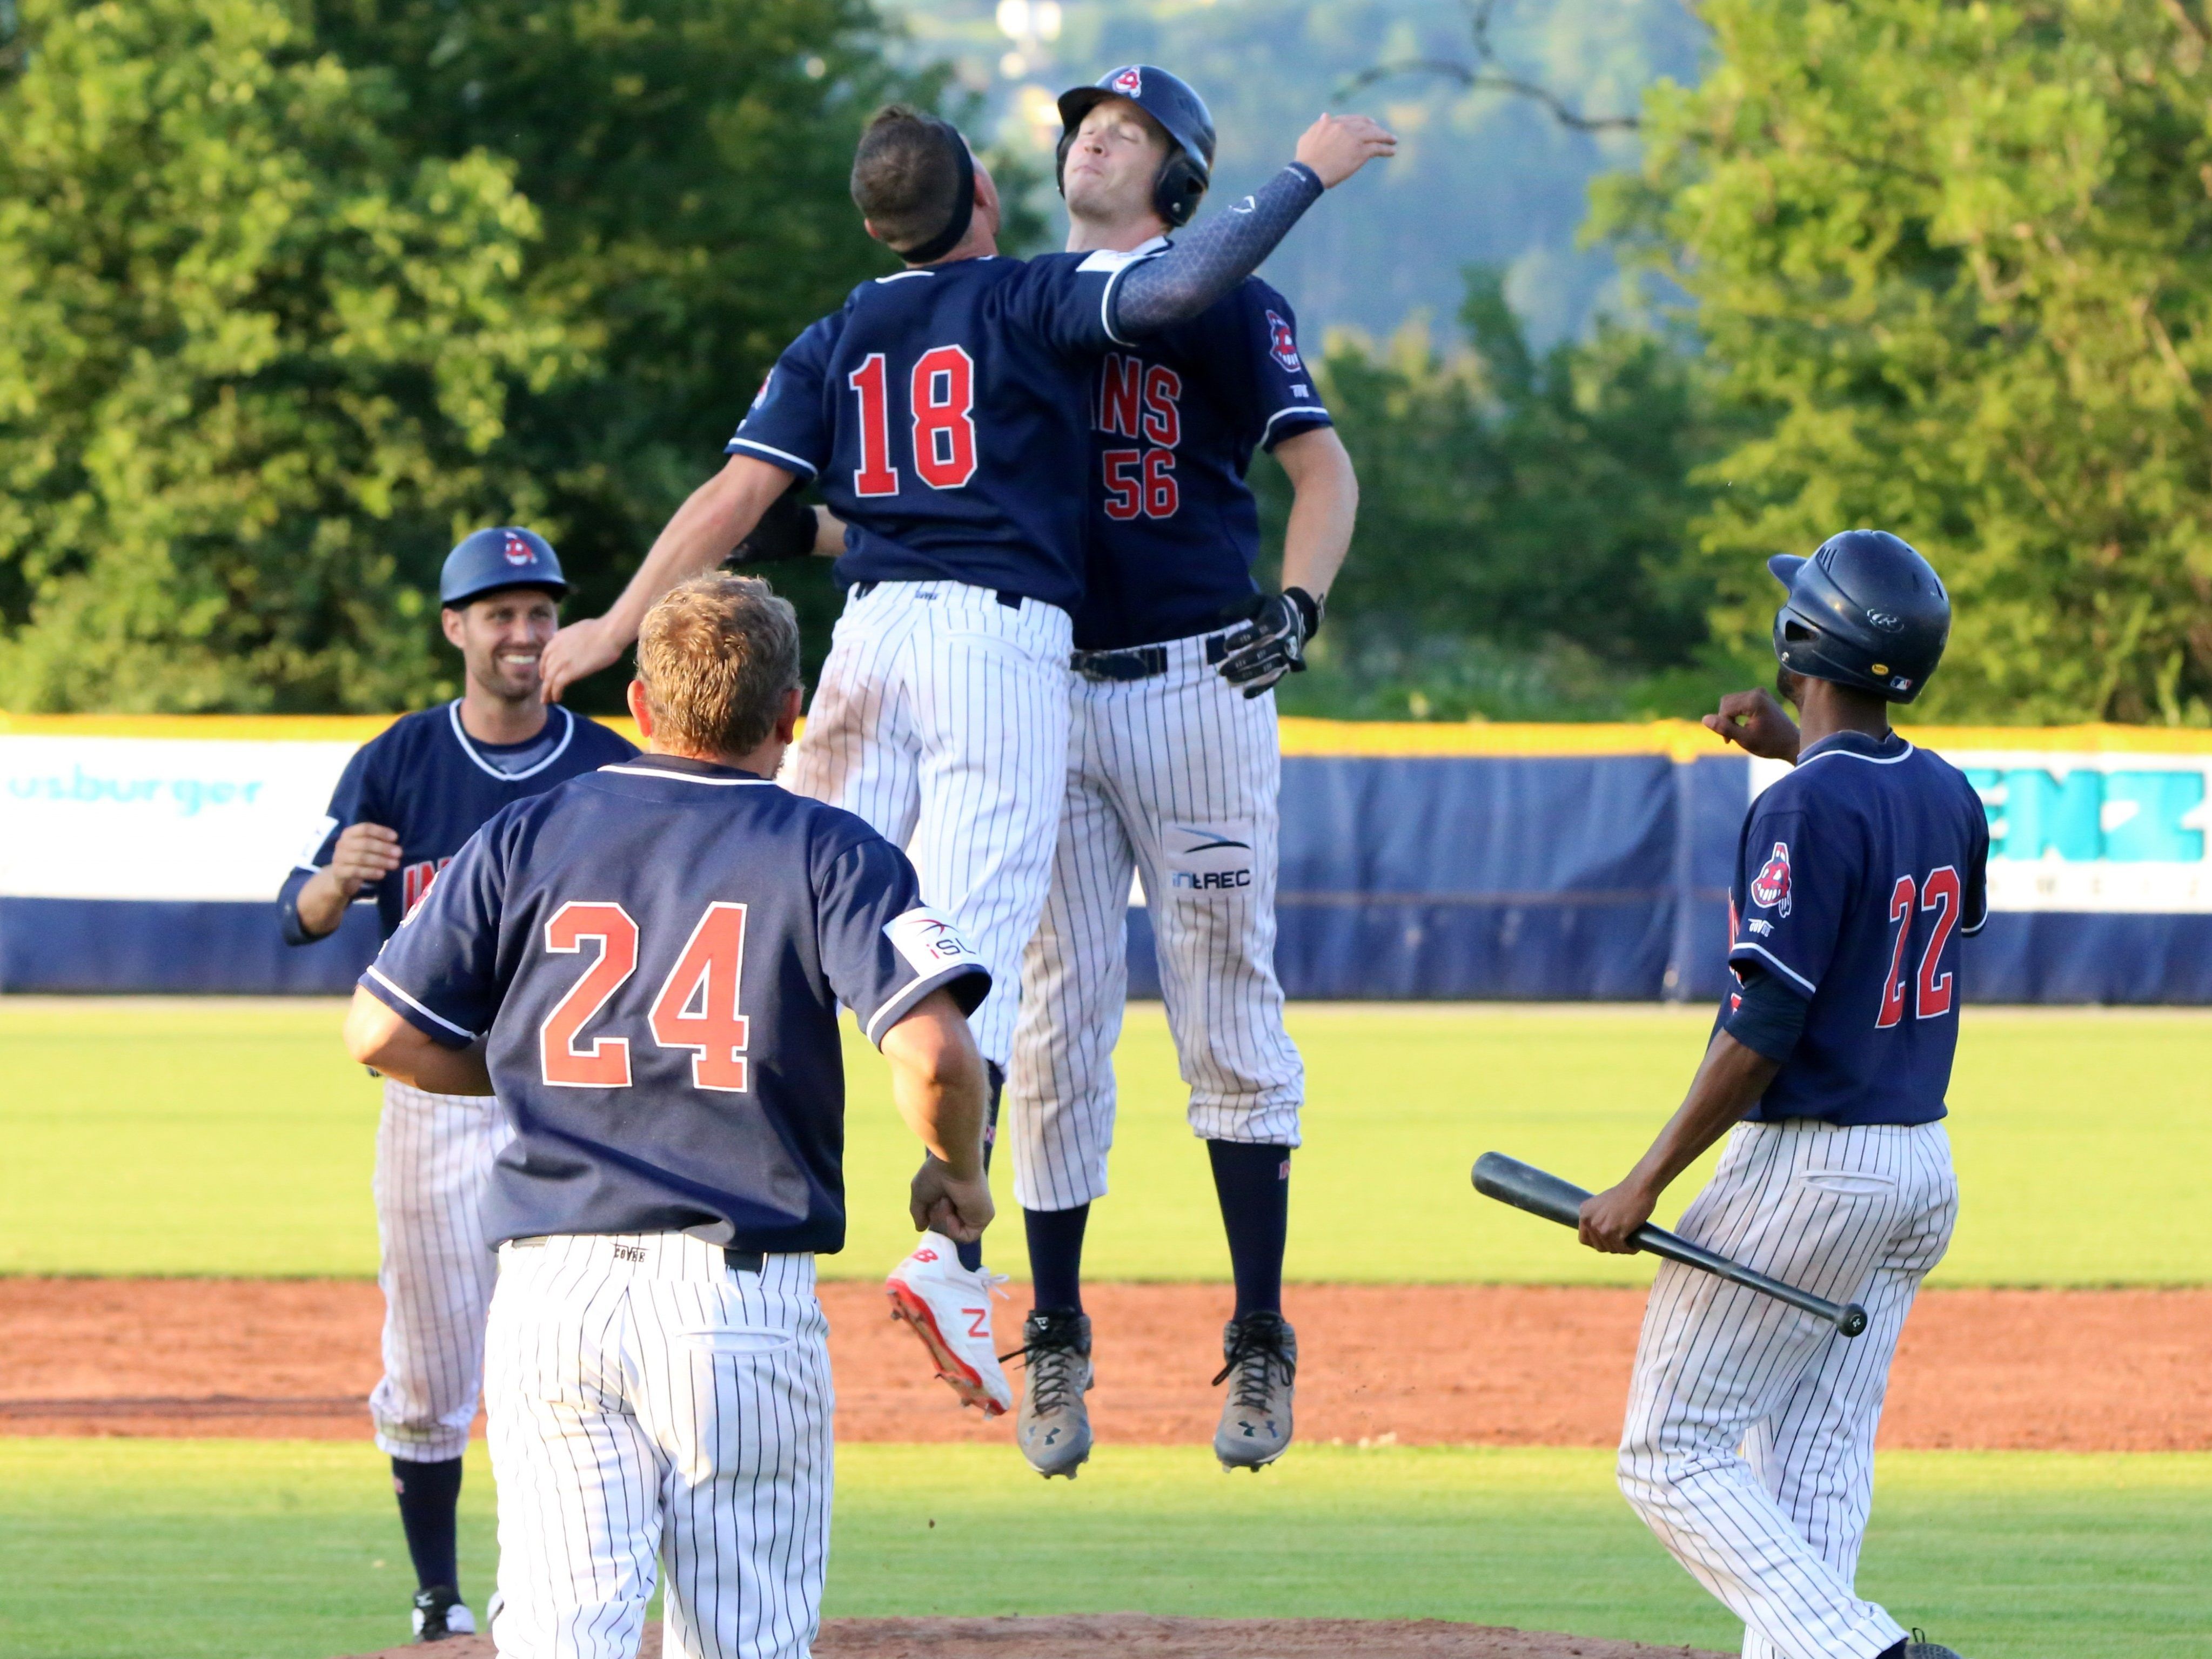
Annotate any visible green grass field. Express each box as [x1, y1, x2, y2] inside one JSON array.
[[1, 1439, 2204, 1659], [2, 998, 2208, 1284]]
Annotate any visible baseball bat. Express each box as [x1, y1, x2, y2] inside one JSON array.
[[1470, 1151, 1869, 1339]]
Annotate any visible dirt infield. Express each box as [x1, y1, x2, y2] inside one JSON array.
[[337, 1616, 1730, 1659], [5, 1276, 2208, 1449]]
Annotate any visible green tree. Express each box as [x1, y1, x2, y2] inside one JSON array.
[[1599, 0, 2212, 723], [0, 0, 574, 709], [1259, 267, 1735, 720], [308, 0, 959, 706]]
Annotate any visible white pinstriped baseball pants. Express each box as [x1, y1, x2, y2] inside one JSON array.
[[782, 579, 1073, 1069], [1618, 1119, 1957, 1659], [485, 1234, 832, 1659], [370, 1079, 512, 1462], [1007, 633, 1303, 1213]]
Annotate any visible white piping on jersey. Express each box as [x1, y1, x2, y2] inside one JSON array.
[[863, 962, 982, 1049], [1727, 940, 1819, 996], [1797, 738, 1917, 770], [446, 702, 577, 783], [727, 436, 820, 479], [599, 763, 775, 787], [1093, 243, 1166, 348], [873, 269, 936, 283], [366, 965, 480, 1041], [1261, 404, 1332, 443]]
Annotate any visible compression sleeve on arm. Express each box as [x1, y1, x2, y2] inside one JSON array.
[[278, 865, 323, 946], [1722, 964, 1811, 1065], [1108, 163, 1324, 340]]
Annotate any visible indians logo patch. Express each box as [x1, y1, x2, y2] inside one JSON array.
[[502, 530, 534, 566], [1111, 65, 1143, 97], [1749, 840, 1793, 918], [1265, 309, 1303, 372]]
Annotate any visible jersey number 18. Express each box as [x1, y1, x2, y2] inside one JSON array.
[[848, 347, 978, 495]]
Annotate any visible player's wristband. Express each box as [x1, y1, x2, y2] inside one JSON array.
[[728, 487, 816, 565]]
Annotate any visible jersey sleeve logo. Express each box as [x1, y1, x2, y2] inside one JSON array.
[[1265, 309, 1303, 372], [1111, 65, 1143, 96], [1748, 840, 1793, 918], [884, 905, 985, 979]]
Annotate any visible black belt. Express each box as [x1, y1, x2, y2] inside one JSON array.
[[853, 580, 1023, 609], [1071, 633, 1232, 682]]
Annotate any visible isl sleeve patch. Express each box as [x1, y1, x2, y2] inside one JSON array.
[[884, 905, 986, 979]]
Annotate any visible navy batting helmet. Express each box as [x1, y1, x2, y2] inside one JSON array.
[[1768, 530, 1949, 703], [1057, 65, 1216, 229], [439, 527, 568, 609]]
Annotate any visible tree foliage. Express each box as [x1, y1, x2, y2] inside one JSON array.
[[0, 0, 571, 709], [1598, 0, 2212, 723], [0, 0, 930, 710], [1258, 268, 1736, 719]]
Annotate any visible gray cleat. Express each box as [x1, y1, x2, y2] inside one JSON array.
[[1013, 1309, 1094, 1479], [1903, 1633, 1965, 1659], [1212, 1311, 1296, 1471]]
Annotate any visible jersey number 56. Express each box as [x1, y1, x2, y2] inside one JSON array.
[[539, 901, 751, 1091]]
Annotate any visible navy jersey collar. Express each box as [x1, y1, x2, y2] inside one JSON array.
[[602, 754, 774, 785], [1797, 728, 1910, 767]]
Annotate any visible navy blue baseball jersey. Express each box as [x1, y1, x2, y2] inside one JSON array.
[[279, 704, 636, 944], [1724, 731, 1990, 1126], [727, 250, 1151, 613], [1075, 272, 1332, 651], [360, 756, 992, 1253]]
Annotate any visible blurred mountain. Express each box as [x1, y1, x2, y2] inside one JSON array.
[[881, 0, 1705, 345]]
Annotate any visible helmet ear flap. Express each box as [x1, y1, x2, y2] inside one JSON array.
[[1153, 151, 1208, 227], [1054, 125, 1077, 197]]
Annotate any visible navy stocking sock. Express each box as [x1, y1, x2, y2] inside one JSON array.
[[390, 1454, 464, 1595], [1023, 1203, 1091, 1314], [1206, 1140, 1290, 1318]]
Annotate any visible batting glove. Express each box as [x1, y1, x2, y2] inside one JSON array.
[[1217, 587, 1323, 698], [726, 484, 818, 565]]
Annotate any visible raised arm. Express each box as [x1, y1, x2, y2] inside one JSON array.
[[539, 454, 795, 703], [1110, 113, 1395, 339]]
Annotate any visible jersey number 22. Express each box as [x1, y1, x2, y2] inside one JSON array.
[[539, 901, 751, 1091], [1875, 866, 1961, 1028]]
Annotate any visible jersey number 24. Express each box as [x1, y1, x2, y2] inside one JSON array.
[[539, 901, 750, 1091], [1875, 866, 1961, 1028], [848, 347, 977, 495]]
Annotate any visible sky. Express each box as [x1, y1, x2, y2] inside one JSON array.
[[878, 0, 1706, 349]]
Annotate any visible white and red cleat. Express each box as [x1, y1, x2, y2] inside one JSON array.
[[885, 1231, 1013, 1416]]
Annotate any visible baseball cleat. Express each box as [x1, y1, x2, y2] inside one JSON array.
[[1011, 1309, 1095, 1478], [410, 1584, 474, 1642], [1902, 1632, 1965, 1658], [1212, 1310, 1296, 1471], [885, 1232, 1014, 1416]]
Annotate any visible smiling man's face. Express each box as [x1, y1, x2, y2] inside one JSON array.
[[444, 588, 561, 704]]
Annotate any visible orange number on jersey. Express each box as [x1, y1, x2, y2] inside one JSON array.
[[648, 902, 752, 1092], [540, 901, 639, 1087], [910, 345, 978, 489], [847, 354, 899, 496]]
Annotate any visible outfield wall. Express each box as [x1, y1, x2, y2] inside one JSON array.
[[7, 713, 2212, 1002]]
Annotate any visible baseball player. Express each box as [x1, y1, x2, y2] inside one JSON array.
[[344, 573, 995, 1659], [1578, 532, 1983, 1659], [997, 66, 1359, 1480], [280, 528, 635, 1642], [537, 104, 1393, 1416]]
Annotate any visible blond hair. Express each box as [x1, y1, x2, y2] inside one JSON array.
[[635, 574, 802, 757]]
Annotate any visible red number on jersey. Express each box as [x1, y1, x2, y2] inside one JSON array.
[[1875, 875, 1914, 1029], [1143, 447, 1178, 517], [1916, 865, 1961, 1019], [910, 346, 978, 489], [1101, 448, 1143, 520], [541, 902, 639, 1087], [648, 902, 752, 1092], [847, 354, 899, 497]]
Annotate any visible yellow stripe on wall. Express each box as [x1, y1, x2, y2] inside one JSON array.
[[6, 711, 2211, 758]]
